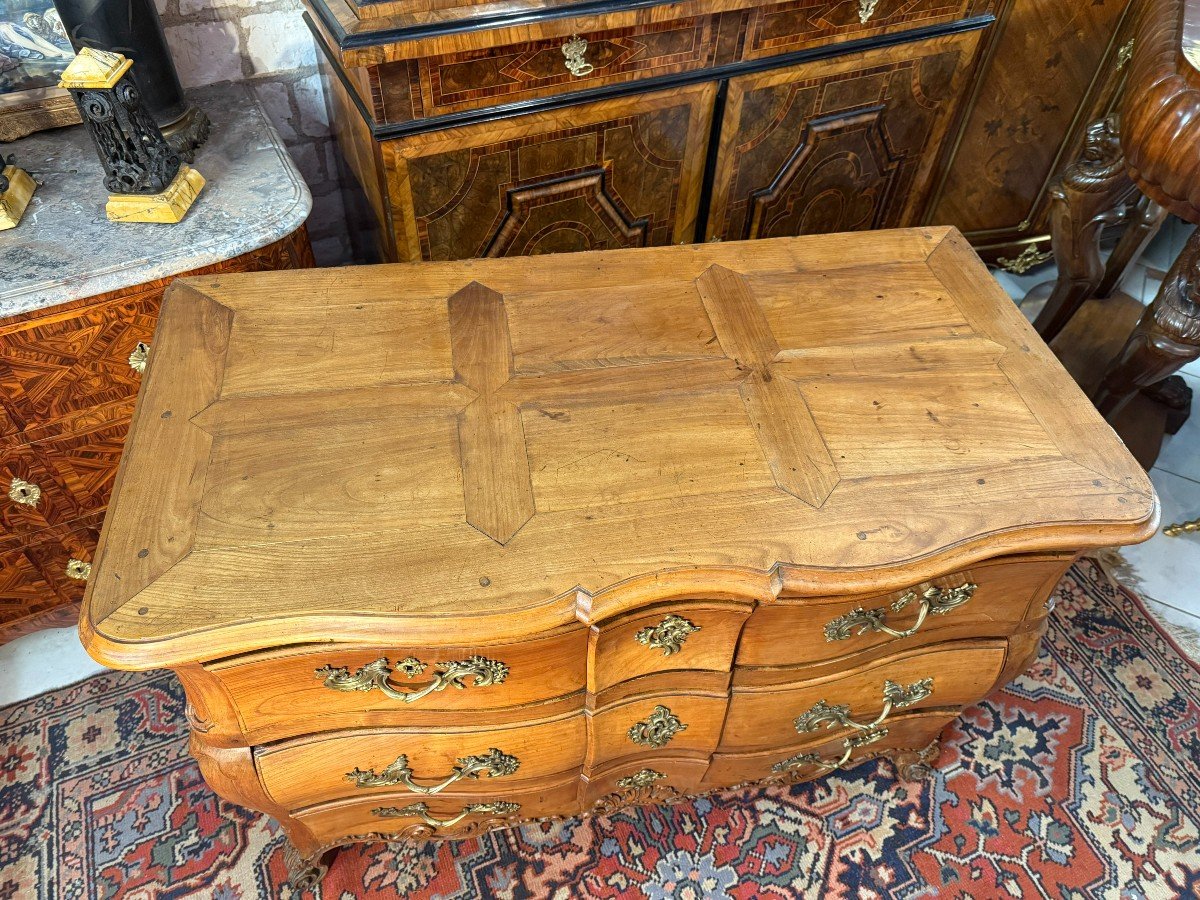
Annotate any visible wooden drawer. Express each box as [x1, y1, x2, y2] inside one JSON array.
[[590, 601, 751, 695], [740, 0, 975, 62], [0, 295, 154, 442], [206, 629, 588, 743], [720, 640, 1007, 752], [586, 693, 726, 766], [373, 17, 721, 125], [703, 708, 956, 788], [256, 712, 585, 809], [737, 555, 1069, 674], [293, 771, 581, 842], [582, 754, 710, 807], [0, 512, 102, 631], [381, 83, 714, 262], [1, 418, 131, 547]]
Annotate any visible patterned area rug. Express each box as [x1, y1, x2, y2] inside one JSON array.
[[2, 559, 1198, 900]]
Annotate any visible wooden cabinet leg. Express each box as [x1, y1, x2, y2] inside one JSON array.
[[1096, 194, 1167, 300], [1093, 229, 1200, 418], [1030, 117, 1136, 342], [888, 739, 941, 781], [285, 844, 338, 890]]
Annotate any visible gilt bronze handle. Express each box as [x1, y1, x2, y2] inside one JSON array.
[[347, 747, 519, 795], [128, 341, 150, 374], [794, 677, 933, 735], [65, 558, 91, 580], [8, 477, 41, 507], [562, 35, 594, 76], [371, 800, 520, 828], [627, 704, 687, 748], [634, 614, 700, 656], [823, 583, 976, 643], [857, 0, 880, 23], [772, 727, 889, 774], [315, 655, 509, 703]]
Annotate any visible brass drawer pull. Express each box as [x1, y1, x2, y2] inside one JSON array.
[[128, 341, 150, 374], [773, 727, 888, 774], [628, 704, 687, 748], [315, 655, 509, 703], [795, 677, 933, 735], [562, 35, 594, 77], [635, 614, 700, 656], [347, 748, 519, 795], [824, 583, 976, 643], [8, 477, 41, 507], [616, 768, 667, 789], [372, 800, 520, 828], [66, 558, 92, 580], [857, 0, 880, 23]]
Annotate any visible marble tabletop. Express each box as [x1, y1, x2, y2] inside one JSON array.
[[0, 81, 311, 317]]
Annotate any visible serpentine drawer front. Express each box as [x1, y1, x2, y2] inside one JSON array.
[[80, 232, 1156, 887]]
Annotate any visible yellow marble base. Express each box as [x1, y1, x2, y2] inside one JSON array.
[[0, 165, 36, 231], [106, 165, 206, 224]]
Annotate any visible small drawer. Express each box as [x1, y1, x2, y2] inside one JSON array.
[[703, 709, 955, 789], [582, 755, 709, 808], [590, 601, 751, 695], [740, 0, 974, 62], [737, 555, 1069, 674], [587, 693, 726, 767], [0, 512, 103, 627], [206, 628, 588, 743], [0, 443, 87, 543], [255, 713, 585, 809], [293, 771, 581, 843], [721, 640, 1007, 753], [373, 17, 720, 124]]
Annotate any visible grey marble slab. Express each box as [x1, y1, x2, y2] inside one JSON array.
[[0, 80, 311, 317]]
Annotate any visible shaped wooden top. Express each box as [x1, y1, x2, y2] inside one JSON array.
[[82, 229, 1157, 667]]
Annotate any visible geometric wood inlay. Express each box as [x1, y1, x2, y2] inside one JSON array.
[[694, 265, 840, 506], [448, 282, 536, 544]]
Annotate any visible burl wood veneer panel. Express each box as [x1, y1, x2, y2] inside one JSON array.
[[382, 84, 715, 261], [706, 32, 979, 242]]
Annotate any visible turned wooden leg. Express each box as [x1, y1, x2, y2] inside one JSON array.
[[1030, 116, 1137, 342], [1096, 194, 1168, 300], [1093, 229, 1200, 418]]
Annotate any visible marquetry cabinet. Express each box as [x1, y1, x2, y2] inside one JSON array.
[[309, 0, 1135, 265], [82, 230, 1156, 888], [308, 0, 993, 262]]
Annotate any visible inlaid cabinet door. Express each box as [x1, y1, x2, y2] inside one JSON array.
[[705, 31, 980, 242], [382, 83, 715, 262]]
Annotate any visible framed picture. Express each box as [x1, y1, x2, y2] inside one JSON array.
[[0, 2, 79, 141]]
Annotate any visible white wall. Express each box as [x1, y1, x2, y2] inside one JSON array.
[[155, 0, 369, 265]]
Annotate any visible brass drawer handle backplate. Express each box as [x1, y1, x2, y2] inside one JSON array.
[[616, 768, 667, 789], [347, 747, 520, 795], [562, 35, 594, 77], [778, 677, 933, 774], [65, 558, 92, 580], [858, 0, 880, 23], [372, 800, 520, 828], [824, 583, 976, 643], [316, 655, 509, 703], [628, 704, 687, 748], [634, 614, 700, 656], [128, 341, 150, 374], [8, 477, 41, 507]]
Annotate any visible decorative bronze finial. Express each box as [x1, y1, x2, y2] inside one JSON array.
[[58, 48, 205, 223]]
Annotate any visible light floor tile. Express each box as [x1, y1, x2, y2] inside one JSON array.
[[1111, 468, 1200, 619], [1155, 372, 1200, 483], [0, 625, 109, 708]]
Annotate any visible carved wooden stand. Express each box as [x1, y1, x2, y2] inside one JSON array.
[[1024, 0, 1200, 467]]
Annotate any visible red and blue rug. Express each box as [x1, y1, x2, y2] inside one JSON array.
[[2, 558, 1198, 899]]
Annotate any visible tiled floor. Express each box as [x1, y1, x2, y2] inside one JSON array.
[[2, 223, 1198, 708]]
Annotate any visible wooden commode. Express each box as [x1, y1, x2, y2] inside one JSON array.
[[80, 229, 1157, 887]]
